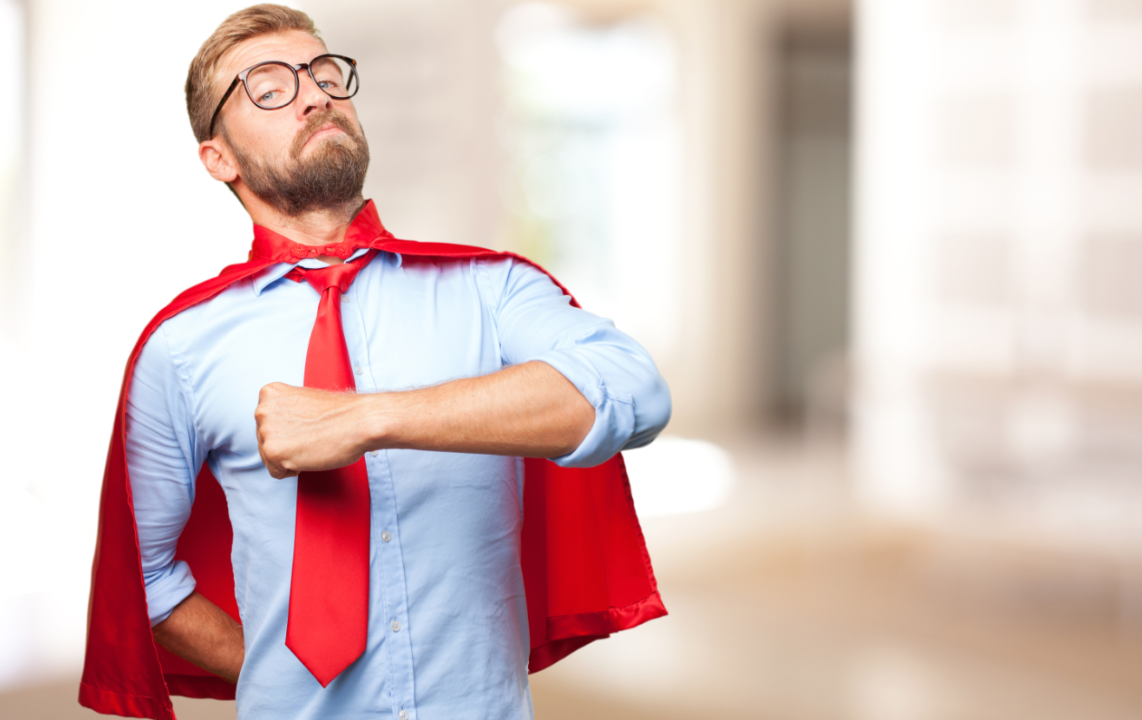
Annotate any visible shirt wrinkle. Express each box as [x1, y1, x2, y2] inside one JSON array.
[[158, 322, 205, 482]]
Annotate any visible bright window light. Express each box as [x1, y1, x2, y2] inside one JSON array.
[[623, 437, 736, 518], [496, 2, 683, 362]]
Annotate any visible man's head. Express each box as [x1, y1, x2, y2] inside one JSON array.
[[187, 5, 369, 217]]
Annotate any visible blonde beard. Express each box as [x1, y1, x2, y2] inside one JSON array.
[[225, 112, 370, 217]]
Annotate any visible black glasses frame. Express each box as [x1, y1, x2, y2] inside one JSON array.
[[207, 53, 359, 139]]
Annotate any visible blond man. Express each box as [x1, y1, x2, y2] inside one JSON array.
[[85, 5, 670, 720]]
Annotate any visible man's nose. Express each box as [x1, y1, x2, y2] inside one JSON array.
[[297, 72, 333, 116]]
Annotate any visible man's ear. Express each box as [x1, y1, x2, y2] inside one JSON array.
[[199, 137, 239, 184]]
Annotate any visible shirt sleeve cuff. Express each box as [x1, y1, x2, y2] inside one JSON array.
[[533, 352, 636, 468], [142, 559, 197, 627]]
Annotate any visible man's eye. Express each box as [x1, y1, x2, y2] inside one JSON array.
[[318, 80, 342, 91], [258, 90, 279, 103]]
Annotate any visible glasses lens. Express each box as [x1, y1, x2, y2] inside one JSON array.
[[310, 56, 358, 99], [245, 63, 297, 109]]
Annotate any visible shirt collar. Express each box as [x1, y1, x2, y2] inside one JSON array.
[[251, 248, 377, 296]]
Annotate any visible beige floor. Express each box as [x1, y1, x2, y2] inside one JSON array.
[[4, 439, 1141, 720]]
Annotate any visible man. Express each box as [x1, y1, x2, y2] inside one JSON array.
[[80, 5, 669, 720]]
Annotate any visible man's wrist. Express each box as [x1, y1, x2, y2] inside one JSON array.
[[355, 391, 401, 454]]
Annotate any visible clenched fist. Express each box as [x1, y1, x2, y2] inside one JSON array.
[[254, 382, 376, 479]]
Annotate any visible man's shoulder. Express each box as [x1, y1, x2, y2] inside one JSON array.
[[391, 251, 523, 295], [136, 273, 257, 358]]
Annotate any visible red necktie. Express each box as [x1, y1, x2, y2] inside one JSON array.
[[284, 252, 376, 687]]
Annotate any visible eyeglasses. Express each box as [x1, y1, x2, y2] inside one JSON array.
[[208, 54, 360, 139]]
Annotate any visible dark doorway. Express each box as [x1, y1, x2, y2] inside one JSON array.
[[771, 10, 853, 433]]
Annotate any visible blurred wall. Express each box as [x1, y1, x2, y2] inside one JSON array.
[[854, 0, 1142, 541], [0, 0, 23, 333], [542, 0, 850, 438]]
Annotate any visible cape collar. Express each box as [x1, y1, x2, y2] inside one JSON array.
[[249, 200, 394, 263]]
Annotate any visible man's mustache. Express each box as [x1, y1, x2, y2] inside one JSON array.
[[290, 110, 360, 160]]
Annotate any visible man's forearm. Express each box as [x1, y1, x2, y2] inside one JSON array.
[[152, 591, 244, 683], [256, 361, 595, 478], [363, 361, 593, 457]]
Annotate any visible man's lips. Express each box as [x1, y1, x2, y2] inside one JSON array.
[[303, 123, 346, 148]]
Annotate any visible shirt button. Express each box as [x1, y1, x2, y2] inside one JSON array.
[[369, 451, 378, 458], [353, 364, 363, 375], [391, 620, 401, 632], [341, 294, 349, 303], [382, 531, 392, 542], [399, 712, 409, 720]]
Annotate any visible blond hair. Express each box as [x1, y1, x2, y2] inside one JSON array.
[[185, 4, 322, 143]]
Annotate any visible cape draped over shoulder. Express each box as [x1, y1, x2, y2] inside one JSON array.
[[78, 202, 667, 719]]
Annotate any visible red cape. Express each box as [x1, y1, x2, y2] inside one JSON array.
[[80, 202, 666, 719]]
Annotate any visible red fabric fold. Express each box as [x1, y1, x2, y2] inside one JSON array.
[[80, 201, 666, 718]]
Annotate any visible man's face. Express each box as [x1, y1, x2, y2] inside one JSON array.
[[210, 30, 370, 216]]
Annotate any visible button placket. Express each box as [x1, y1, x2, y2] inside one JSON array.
[[345, 259, 416, 718], [368, 456, 417, 720]]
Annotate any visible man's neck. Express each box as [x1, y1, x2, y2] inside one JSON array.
[[246, 198, 368, 248]]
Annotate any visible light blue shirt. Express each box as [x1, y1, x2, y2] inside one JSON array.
[[125, 249, 671, 720]]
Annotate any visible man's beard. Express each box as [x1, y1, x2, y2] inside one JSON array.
[[225, 110, 370, 217]]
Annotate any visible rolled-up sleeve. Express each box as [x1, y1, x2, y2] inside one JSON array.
[[478, 258, 672, 468], [125, 324, 206, 625]]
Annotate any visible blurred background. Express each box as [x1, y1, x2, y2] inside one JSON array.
[[2, 0, 1142, 717]]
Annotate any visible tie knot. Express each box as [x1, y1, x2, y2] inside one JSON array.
[[302, 260, 363, 295]]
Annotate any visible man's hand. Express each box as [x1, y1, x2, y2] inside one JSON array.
[[255, 383, 370, 479], [255, 362, 594, 477]]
